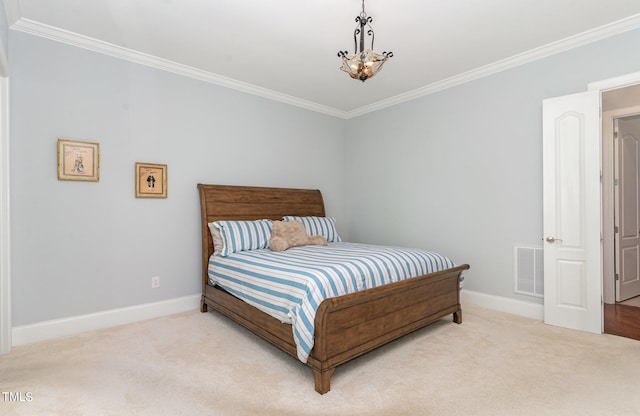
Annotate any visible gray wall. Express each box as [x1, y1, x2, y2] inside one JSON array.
[[10, 24, 640, 327], [9, 31, 346, 326], [0, 1, 8, 76], [344, 28, 640, 302], [0, 4, 7, 56]]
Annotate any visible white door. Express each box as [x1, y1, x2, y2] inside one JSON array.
[[615, 117, 640, 301], [542, 90, 602, 334], [0, 77, 9, 354]]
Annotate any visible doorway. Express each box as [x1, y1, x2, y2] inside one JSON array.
[[612, 115, 640, 302], [602, 85, 640, 341], [543, 77, 640, 338]]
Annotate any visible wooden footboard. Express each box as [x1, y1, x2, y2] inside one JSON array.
[[305, 264, 467, 393], [197, 183, 470, 394], [201, 263, 468, 394]]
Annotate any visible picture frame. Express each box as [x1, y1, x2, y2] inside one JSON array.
[[57, 139, 100, 181], [135, 162, 167, 198]]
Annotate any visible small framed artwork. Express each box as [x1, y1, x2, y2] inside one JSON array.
[[57, 139, 100, 181], [135, 162, 167, 198]]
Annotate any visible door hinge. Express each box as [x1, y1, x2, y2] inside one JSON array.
[[614, 178, 619, 186], [615, 225, 619, 233], [616, 273, 620, 281]]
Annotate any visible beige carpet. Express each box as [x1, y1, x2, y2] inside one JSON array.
[[1, 305, 640, 416], [620, 296, 640, 308]]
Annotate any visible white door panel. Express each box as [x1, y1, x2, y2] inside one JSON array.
[[615, 118, 640, 301], [543, 90, 602, 334]]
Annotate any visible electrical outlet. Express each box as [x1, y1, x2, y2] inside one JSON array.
[[151, 276, 160, 289]]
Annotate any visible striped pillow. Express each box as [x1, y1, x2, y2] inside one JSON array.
[[213, 220, 273, 256], [282, 216, 342, 243]]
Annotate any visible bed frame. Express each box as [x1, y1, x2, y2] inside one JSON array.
[[198, 183, 470, 394]]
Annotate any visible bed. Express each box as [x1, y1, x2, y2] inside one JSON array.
[[198, 183, 470, 394]]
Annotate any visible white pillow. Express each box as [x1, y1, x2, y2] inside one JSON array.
[[282, 216, 342, 243], [207, 222, 225, 256], [212, 219, 273, 256]]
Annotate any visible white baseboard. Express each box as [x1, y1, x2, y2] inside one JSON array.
[[461, 290, 544, 321], [10, 291, 541, 347], [12, 294, 201, 347]]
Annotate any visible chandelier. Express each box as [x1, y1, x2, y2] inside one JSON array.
[[337, 0, 393, 82]]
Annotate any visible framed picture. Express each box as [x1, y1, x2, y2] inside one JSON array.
[[135, 162, 167, 198], [57, 139, 100, 181]]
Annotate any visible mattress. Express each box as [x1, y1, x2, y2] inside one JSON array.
[[208, 242, 458, 362]]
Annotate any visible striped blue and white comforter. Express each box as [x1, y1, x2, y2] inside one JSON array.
[[208, 242, 457, 362]]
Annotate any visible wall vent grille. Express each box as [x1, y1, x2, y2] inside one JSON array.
[[514, 246, 544, 297]]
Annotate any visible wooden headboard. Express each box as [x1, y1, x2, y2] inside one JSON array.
[[197, 184, 326, 289]]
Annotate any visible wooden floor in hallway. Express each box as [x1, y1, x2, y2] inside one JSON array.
[[604, 303, 640, 341]]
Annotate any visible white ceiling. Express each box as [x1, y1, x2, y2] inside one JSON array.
[[6, 0, 640, 117]]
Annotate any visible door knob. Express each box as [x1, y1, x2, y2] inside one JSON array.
[[546, 236, 563, 243]]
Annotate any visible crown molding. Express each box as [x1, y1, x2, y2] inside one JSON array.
[[344, 13, 640, 118], [10, 18, 350, 119], [11, 13, 640, 120]]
